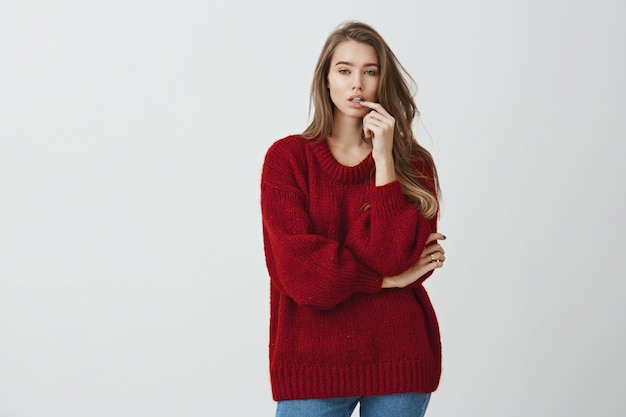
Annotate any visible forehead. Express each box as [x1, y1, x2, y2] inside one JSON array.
[[331, 40, 378, 65]]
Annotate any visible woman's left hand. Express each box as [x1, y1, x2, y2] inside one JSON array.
[[381, 233, 447, 289], [360, 101, 395, 161]]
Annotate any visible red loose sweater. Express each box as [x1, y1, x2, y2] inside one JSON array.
[[261, 135, 442, 401]]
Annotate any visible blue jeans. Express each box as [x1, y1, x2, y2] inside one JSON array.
[[275, 393, 431, 417]]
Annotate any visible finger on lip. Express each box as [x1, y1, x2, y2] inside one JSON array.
[[358, 100, 379, 109]]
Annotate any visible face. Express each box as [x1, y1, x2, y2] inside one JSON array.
[[327, 40, 380, 119]]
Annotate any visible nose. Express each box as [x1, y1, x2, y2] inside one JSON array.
[[352, 73, 363, 91]]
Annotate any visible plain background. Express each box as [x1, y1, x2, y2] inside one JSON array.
[[1, 0, 625, 416]]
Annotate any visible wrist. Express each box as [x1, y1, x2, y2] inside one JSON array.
[[375, 158, 396, 186], [381, 276, 395, 289]]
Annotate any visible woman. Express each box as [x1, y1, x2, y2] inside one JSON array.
[[261, 20, 446, 417]]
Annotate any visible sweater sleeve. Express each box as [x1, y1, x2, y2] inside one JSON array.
[[343, 158, 439, 278], [261, 140, 383, 310]]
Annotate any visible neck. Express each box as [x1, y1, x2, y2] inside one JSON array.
[[327, 112, 369, 150], [326, 111, 372, 167]]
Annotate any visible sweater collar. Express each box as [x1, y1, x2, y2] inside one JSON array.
[[310, 139, 375, 184]]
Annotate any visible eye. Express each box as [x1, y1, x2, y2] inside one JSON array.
[[365, 70, 377, 76], [339, 69, 350, 74]]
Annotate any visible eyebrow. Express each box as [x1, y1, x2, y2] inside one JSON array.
[[334, 61, 380, 68]]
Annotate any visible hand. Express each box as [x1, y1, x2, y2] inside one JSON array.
[[381, 233, 446, 289], [360, 101, 395, 162]]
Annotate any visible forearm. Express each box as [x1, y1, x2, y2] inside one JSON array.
[[262, 180, 384, 309], [264, 227, 383, 309], [374, 155, 396, 186], [345, 182, 433, 276]]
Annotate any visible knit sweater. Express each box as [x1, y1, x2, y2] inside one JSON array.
[[261, 135, 442, 401]]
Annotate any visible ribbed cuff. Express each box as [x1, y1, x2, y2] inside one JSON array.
[[369, 181, 408, 221]]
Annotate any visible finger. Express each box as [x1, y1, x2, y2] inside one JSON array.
[[363, 119, 393, 138], [363, 109, 394, 124], [418, 255, 432, 267], [420, 250, 443, 268], [426, 243, 445, 256], [363, 125, 373, 139], [363, 120, 382, 139], [363, 114, 394, 132], [429, 253, 446, 263], [363, 112, 387, 127], [363, 120, 384, 135], [359, 100, 392, 117], [426, 233, 446, 245]]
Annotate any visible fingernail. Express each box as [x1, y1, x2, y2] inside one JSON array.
[[359, 99, 366, 103], [442, 235, 447, 240]]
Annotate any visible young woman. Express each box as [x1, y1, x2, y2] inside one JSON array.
[[261, 21, 446, 417]]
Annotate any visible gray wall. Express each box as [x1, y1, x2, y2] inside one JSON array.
[[1, 0, 624, 416]]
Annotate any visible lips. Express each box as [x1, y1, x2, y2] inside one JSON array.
[[348, 95, 365, 103]]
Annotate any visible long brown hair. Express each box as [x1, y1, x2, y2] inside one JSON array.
[[302, 21, 440, 219]]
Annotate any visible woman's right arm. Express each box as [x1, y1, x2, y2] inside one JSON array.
[[261, 140, 383, 310]]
